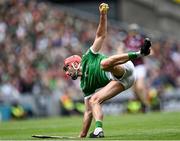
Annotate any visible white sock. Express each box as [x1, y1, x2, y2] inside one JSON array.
[[93, 127, 103, 135]]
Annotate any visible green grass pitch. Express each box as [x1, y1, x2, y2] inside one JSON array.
[[0, 112, 180, 140]]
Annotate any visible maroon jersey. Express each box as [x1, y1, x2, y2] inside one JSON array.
[[124, 35, 144, 66]]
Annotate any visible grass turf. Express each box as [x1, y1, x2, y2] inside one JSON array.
[[0, 112, 180, 140]]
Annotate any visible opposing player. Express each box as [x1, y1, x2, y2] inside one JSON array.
[[63, 3, 151, 138], [124, 24, 150, 112]]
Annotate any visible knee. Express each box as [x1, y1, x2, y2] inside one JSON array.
[[89, 96, 101, 106], [100, 60, 111, 71]]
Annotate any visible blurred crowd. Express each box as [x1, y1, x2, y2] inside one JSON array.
[[0, 0, 179, 115]]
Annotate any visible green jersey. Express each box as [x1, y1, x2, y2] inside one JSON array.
[[80, 49, 110, 97]]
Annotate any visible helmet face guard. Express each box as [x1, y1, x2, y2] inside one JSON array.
[[63, 55, 81, 80], [70, 70, 79, 80]]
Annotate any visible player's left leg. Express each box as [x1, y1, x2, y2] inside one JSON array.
[[100, 38, 151, 72]]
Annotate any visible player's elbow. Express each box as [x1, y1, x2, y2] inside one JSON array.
[[101, 34, 106, 39], [96, 32, 106, 39]]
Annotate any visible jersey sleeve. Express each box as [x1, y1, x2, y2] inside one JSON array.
[[89, 47, 98, 54], [84, 47, 99, 56]]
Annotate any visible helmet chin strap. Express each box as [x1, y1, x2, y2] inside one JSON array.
[[71, 63, 81, 80]]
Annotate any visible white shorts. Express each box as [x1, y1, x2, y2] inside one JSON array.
[[106, 61, 136, 90], [134, 64, 147, 79]]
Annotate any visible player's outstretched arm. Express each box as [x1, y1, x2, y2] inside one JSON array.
[[91, 3, 109, 53]]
